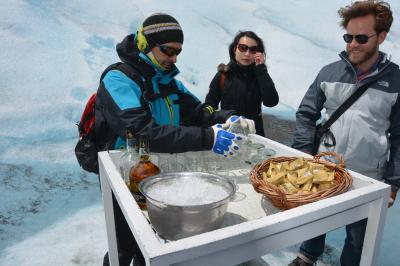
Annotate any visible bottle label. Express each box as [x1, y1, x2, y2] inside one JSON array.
[[132, 192, 146, 204], [131, 180, 146, 207]]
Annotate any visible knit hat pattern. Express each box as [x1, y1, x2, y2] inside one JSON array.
[[142, 13, 184, 48]]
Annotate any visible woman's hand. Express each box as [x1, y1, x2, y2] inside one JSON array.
[[254, 52, 266, 65]]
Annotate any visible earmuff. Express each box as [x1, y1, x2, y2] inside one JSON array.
[[136, 25, 151, 54], [136, 25, 165, 71]]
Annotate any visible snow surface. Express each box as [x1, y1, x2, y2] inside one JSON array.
[[0, 0, 399, 265]]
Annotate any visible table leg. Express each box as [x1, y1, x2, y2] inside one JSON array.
[[100, 170, 120, 266], [359, 192, 389, 266]]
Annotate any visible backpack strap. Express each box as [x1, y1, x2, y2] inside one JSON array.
[[317, 79, 375, 137], [101, 62, 151, 111], [100, 62, 124, 81], [219, 72, 226, 90], [100, 62, 146, 92], [118, 64, 184, 102], [217, 63, 228, 90], [146, 80, 184, 101], [101, 62, 184, 110], [114, 63, 147, 94]]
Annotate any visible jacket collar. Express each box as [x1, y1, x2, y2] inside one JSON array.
[[339, 50, 391, 72], [339, 51, 400, 87], [228, 60, 256, 72]]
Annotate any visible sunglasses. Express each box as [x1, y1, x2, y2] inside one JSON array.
[[237, 44, 260, 54], [343, 33, 377, 44], [158, 44, 182, 57], [145, 34, 182, 57]]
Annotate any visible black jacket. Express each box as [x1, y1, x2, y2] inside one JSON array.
[[95, 34, 233, 153], [205, 61, 279, 136]]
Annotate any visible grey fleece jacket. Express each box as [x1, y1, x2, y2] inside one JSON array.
[[293, 51, 400, 191]]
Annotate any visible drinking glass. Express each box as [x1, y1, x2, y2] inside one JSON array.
[[184, 151, 204, 171], [218, 158, 246, 202]]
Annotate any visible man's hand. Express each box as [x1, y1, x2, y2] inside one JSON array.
[[388, 190, 397, 208], [211, 124, 241, 157], [223, 115, 256, 135]]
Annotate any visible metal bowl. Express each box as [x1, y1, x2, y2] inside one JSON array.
[[139, 172, 235, 240]]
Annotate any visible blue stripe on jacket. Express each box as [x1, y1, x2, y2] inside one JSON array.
[[102, 70, 142, 110]]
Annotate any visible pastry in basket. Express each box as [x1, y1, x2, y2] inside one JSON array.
[[262, 158, 336, 193], [250, 152, 353, 210]]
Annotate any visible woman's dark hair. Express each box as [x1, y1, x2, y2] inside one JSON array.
[[229, 31, 265, 62]]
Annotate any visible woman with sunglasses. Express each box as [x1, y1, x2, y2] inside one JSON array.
[[205, 31, 279, 136]]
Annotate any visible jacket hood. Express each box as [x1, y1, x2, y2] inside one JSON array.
[[116, 34, 180, 79]]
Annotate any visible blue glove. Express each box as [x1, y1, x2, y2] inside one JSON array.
[[211, 124, 242, 157]]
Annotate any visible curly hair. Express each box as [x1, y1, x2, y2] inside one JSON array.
[[338, 0, 393, 33], [228, 31, 265, 62]]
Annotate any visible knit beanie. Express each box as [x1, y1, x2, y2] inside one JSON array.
[[142, 13, 184, 48]]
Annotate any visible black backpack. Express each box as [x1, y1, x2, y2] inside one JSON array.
[[75, 63, 147, 174]]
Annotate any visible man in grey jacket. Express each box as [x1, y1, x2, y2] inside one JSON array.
[[290, 1, 399, 265]]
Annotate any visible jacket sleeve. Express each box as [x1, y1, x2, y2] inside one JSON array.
[[98, 71, 214, 153], [204, 72, 222, 110], [255, 64, 279, 107], [383, 95, 400, 191], [174, 80, 203, 126], [139, 119, 214, 153], [177, 80, 235, 127], [292, 71, 326, 153]]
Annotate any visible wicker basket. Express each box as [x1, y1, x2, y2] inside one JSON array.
[[249, 152, 352, 210]]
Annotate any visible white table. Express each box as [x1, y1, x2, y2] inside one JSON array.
[[99, 134, 390, 266]]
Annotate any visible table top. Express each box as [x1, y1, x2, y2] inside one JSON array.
[[99, 134, 390, 265], [107, 133, 382, 225]]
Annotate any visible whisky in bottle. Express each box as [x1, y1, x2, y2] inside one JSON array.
[[129, 134, 160, 209]]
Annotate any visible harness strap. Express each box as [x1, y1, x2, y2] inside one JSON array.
[[113, 63, 183, 103], [112, 63, 150, 112]]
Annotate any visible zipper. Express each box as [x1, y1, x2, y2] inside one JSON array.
[[164, 96, 174, 125], [340, 53, 391, 88], [340, 54, 360, 86]]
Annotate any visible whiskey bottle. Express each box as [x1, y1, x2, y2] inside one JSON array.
[[129, 134, 160, 209]]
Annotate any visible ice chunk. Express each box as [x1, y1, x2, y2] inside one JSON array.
[[146, 176, 230, 206]]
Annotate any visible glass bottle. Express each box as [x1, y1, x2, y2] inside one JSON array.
[[227, 117, 249, 136], [227, 118, 248, 163], [119, 130, 137, 187], [129, 134, 160, 209]]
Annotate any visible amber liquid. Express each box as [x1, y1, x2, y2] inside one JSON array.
[[129, 155, 160, 209]]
